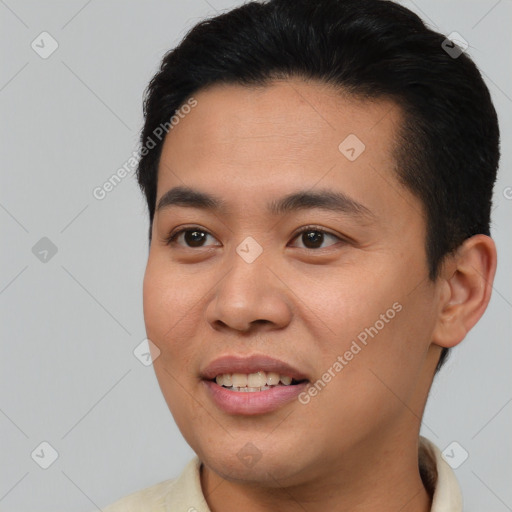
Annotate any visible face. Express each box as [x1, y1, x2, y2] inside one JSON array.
[[143, 79, 443, 486]]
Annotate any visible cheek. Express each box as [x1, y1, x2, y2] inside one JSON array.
[[143, 256, 194, 329], [298, 262, 433, 380], [291, 265, 399, 343], [142, 259, 196, 366], [142, 265, 169, 343], [316, 289, 436, 424], [143, 263, 200, 423]]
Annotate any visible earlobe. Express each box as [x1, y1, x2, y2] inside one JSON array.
[[432, 234, 497, 349]]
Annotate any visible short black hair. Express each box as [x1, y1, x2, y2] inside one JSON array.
[[136, 0, 500, 373]]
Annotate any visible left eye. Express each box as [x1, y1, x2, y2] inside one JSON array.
[[290, 228, 341, 249], [164, 226, 342, 249]]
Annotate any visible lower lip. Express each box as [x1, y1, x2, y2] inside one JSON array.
[[203, 380, 309, 415]]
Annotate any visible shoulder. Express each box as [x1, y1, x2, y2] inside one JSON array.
[[96, 457, 205, 512], [100, 477, 177, 512]]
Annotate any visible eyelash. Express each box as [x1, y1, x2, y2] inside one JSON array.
[[164, 225, 345, 250]]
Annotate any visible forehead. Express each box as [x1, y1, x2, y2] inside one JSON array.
[[156, 78, 418, 222], [163, 78, 402, 156]]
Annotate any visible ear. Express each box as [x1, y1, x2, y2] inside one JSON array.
[[432, 234, 497, 348]]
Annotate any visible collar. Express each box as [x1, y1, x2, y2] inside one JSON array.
[[418, 436, 463, 511]]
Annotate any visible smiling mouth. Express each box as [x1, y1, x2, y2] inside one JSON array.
[[210, 371, 308, 392]]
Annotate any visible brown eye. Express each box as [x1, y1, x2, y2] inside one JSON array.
[[165, 227, 219, 247], [290, 227, 342, 250], [302, 230, 324, 249], [183, 230, 207, 247]]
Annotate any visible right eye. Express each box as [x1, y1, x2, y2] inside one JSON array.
[[165, 226, 220, 248]]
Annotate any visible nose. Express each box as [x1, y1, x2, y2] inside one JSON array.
[[205, 249, 293, 333]]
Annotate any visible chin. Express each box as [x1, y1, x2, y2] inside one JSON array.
[[196, 438, 317, 487]]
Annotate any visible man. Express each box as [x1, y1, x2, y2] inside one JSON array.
[[100, 0, 500, 510]]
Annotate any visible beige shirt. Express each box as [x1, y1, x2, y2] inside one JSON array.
[[100, 436, 462, 511]]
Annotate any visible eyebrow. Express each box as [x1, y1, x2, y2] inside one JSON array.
[[156, 185, 374, 219]]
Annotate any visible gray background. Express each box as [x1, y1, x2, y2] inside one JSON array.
[[1, 1, 510, 511]]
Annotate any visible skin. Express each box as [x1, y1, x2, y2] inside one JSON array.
[[142, 78, 497, 511]]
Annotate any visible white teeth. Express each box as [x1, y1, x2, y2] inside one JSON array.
[[248, 371, 267, 388], [214, 370, 297, 389], [229, 385, 271, 392], [266, 372, 280, 386], [280, 375, 292, 385], [231, 373, 248, 388]]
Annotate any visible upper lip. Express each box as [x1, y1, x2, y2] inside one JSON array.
[[200, 354, 309, 381]]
